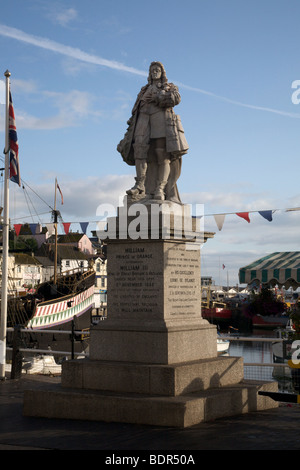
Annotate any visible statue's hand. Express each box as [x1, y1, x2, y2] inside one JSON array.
[[158, 91, 175, 108], [143, 94, 152, 103]]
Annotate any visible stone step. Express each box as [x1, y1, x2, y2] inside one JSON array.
[[61, 356, 244, 396], [23, 380, 278, 428]]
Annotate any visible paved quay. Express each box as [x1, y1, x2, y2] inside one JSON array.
[[0, 373, 299, 451]]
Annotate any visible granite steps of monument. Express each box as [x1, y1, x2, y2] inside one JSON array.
[[60, 355, 245, 396], [23, 379, 278, 428]]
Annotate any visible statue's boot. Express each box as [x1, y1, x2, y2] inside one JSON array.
[[153, 149, 170, 201], [153, 180, 168, 201], [126, 145, 148, 196]]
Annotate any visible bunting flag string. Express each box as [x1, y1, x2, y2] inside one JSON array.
[[10, 205, 300, 237], [12, 221, 89, 237], [193, 206, 295, 232]]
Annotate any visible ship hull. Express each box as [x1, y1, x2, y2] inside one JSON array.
[[7, 270, 95, 357], [252, 314, 289, 329], [25, 285, 94, 355], [202, 306, 232, 324]]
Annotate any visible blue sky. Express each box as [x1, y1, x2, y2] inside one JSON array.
[[0, 0, 300, 285]]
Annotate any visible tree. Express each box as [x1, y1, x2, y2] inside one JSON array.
[[244, 286, 286, 318], [10, 236, 38, 252]]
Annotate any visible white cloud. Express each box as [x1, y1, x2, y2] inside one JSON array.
[[0, 86, 102, 130], [11, 174, 134, 222], [54, 8, 78, 27], [44, 89, 101, 119]]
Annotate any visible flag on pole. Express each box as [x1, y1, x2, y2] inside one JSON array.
[[57, 182, 64, 204], [8, 91, 21, 186]]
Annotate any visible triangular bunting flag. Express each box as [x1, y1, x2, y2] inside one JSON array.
[[29, 223, 38, 235], [62, 222, 71, 234], [45, 223, 55, 235], [258, 210, 273, 222], [236, 212, 250, 223], [213, 214, 225, 231], [80, 222, 89, 234], [14, 224, 22, 236]]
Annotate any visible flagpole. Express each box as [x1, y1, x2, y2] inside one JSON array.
[[0, 70, 11, 379], [54, 178, 57, 285]]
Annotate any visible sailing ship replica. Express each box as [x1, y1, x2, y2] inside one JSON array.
[[5, 181, 95, 354], [6, 268, 95, 352]]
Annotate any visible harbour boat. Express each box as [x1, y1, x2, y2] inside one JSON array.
[[252, 314, 289, 329], [6, 268, 95, 353], [22, 354, 62, 375], [217, 333, 230, 354], [4, 179, 95, 356], [202, 301, 232, 324], [201, 282, 232, 325]]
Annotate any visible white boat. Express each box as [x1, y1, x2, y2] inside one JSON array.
[[5, 354, 62, 375], [217, 334, 230, 354], [22, 355, 62, 375]]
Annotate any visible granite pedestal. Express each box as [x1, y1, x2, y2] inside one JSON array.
[[23, 203, 278, 427]]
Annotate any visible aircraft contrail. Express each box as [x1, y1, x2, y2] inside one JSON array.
[[0, 24, 299, 118]]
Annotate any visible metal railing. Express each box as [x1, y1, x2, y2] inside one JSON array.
[[220, 335, 299, 393], [6, 322, 90, 379]]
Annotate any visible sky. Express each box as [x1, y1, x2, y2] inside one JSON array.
[[0, 0, 300, 286]]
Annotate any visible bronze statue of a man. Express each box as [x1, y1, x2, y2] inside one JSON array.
[[117, 61, 188, 203]]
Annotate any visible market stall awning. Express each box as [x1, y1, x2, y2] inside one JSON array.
[[239, 252, 300, 289]]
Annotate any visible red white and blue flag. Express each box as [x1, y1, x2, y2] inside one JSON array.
[[9, 91, 21, 186]]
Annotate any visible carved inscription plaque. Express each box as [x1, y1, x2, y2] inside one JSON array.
[[107, 240, 201, 322], [108, 242, 163, 321], [164, 243, 201, 318]]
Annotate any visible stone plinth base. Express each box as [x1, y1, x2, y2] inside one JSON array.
[[89, 320, 217, 364], [61, 356, 244, 396], [23, 379, 278, 428], [23, 354, 278, 427]]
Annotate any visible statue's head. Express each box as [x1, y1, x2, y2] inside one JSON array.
[[148, 61, 168, 85]]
